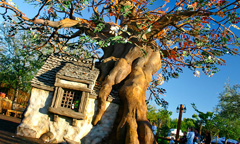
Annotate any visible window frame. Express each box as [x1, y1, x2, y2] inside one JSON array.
[[49, 77, 92, 120]]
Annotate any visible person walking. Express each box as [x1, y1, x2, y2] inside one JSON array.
[[151, 122, 157, 136], [194, 130, 200, 144], [187, 127, 195, 144], [180, 132, 187, 144]]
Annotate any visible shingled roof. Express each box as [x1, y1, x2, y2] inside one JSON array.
[[31, 55, 99, 91], [31, 55, 120, 103]]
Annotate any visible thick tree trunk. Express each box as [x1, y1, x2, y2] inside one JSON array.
[[12, 76, 20, 109], [12, 87, 19, 110], [93, 43, 161, 144]]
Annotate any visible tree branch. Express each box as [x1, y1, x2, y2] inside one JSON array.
[[33, 0, 51, 20]]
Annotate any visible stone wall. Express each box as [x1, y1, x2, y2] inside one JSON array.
[[17, 88, 52, 138], [82, 100, 119, 144], [17, 87, 119, 144]]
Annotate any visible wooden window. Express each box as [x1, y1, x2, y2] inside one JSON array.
[[49, 87, 88, 119], [61, 89, 82, 112]]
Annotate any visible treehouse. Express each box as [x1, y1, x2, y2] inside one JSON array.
[[17, 55, 119, 144]]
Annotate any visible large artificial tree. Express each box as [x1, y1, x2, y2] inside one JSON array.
[[1, 0, 240, 143]]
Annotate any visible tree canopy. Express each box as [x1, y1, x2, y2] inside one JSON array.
[[216, 83, 240, 118], [1, 0, 239, 79], [215, 83, 240, 140], [192, 88, 240, 141], [1, 0, 240, 143]]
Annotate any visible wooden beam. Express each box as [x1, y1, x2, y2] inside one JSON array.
[[54, 82, 92, 93], [79, 92, 88, 114], [31, 84, 54, 91], [49, 107, 85, 119], [54, 87, 63, 108], [51, 87, 58, 107], [56, 75, 94, 84]]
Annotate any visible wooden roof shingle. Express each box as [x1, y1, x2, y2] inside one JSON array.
[[31, 55, 99, 90]]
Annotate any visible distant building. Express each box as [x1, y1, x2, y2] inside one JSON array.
[[17, 55, 120, 144]]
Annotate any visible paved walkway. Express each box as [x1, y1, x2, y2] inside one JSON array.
[[0, 114, 43, 144]]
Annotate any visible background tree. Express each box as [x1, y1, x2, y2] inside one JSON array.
[[147, 104, 172, 137], [216, 83, 240, 119], [214, 83, 240, 141], [192, 87, 240, 142], [180, 118, 196, 132], [1, 0, 240, 143], [212, 115, 240, 143], [191, 103, 214, 135], [170, 118, 178, 130], [0, 23, 45, 103]]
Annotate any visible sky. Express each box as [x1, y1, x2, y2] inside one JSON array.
[[159, 54, 240, 119], [2, 0, 240, 120]]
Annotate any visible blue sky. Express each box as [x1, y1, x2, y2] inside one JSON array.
[[159, 54, 240, 119], [3, 0, 240, 120]]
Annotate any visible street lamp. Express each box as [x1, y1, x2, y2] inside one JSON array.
[[175, 104, 186, 144]]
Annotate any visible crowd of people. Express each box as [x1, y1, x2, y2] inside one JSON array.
[[179, 127, 211, 144], [150, 120, 239, 144], [149, 120, 240, 144], [150, 121, 212, 144]]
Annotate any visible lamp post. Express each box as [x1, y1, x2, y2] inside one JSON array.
[[175, 104, 186, 144]]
